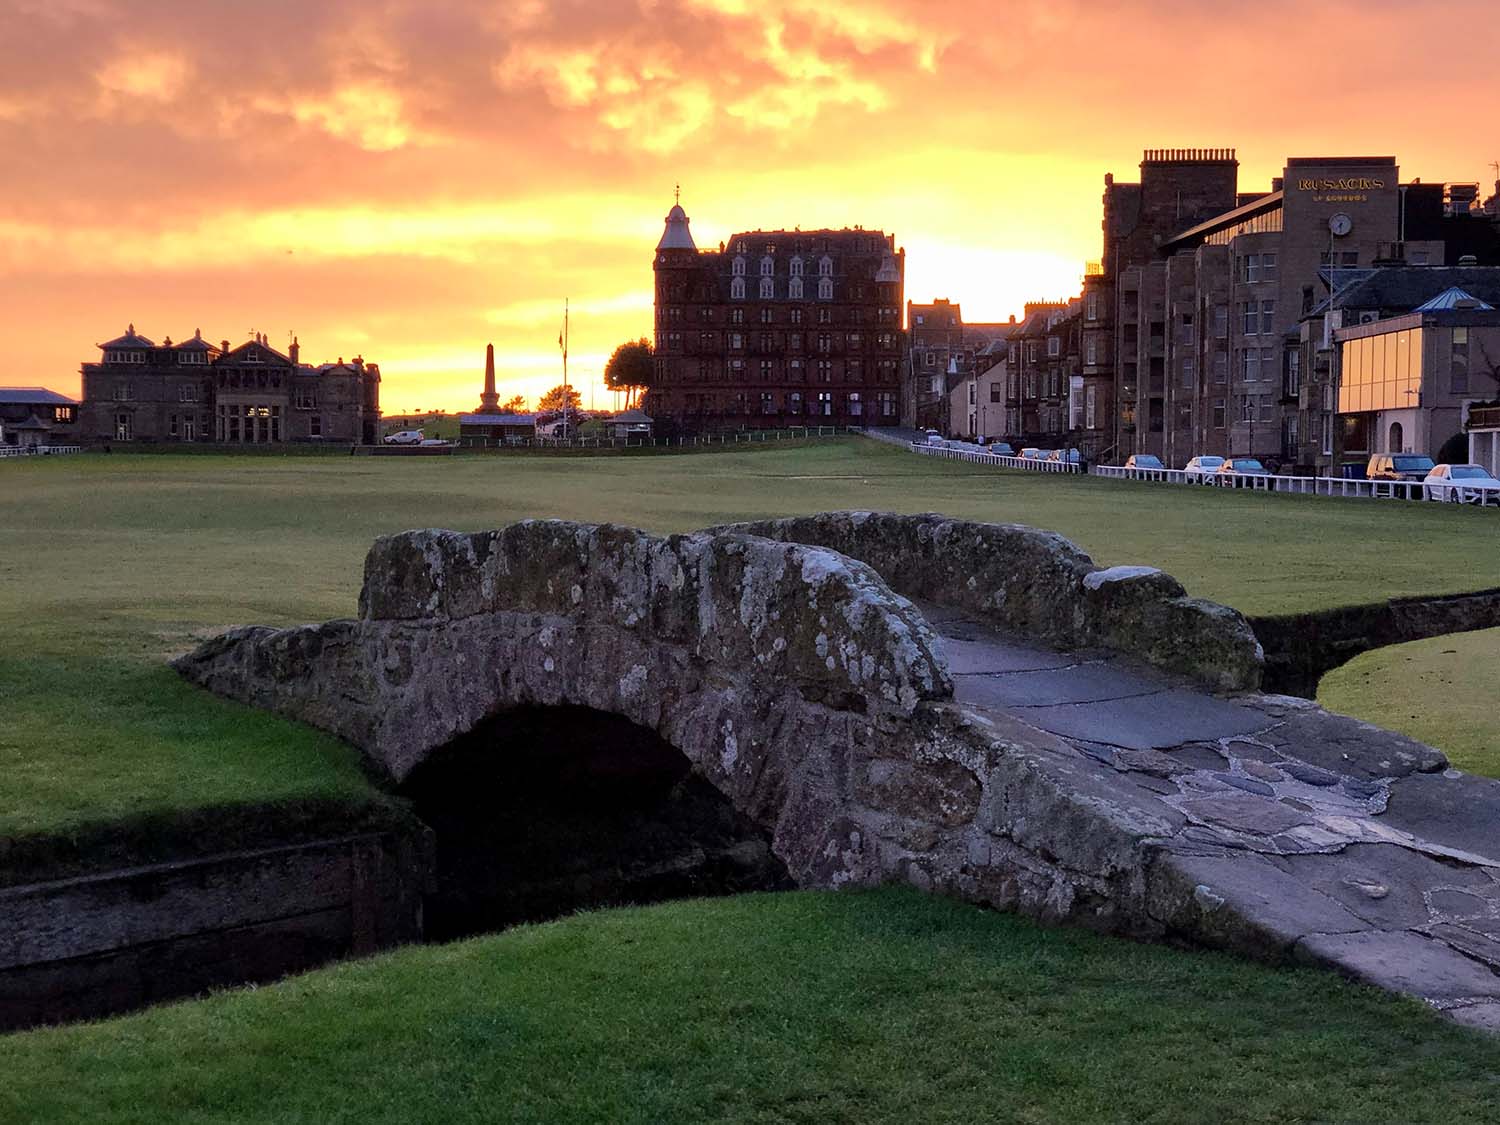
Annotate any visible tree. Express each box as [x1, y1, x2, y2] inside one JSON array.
[[537, 384, 583, 414], [499, 394, 527, 414], [604, 338, 654, 409]]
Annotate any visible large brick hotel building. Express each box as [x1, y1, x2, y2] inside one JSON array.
[[646, 200, 906, 433]]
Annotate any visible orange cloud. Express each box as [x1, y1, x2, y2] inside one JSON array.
[[0, 0, 1495, 415]]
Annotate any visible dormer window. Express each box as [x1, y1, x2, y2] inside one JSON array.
[[732, 256, 746, 277], [790, 257, 804, 278], [244, 348, 261, 363], [760, 256, 774, 277], [178, 351, 205, 365], [818, 256, 833, 277]]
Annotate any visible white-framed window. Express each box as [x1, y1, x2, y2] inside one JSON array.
[[114, 412, 132, 440], [759, 277, 774, 299], [788, 277, 803, 299], [1181, 357, 1196, 387], [1214, 306, 1228, 339], [1086, 292, 1099, 321], [818, 255, 833, 277], [817, 277, 833, 300], [1214, 352, 1228, 383], [1242, 302, 1257, 335], [310, 414, 322, 437], [1048, 336, 1060, 357], [732, 256, 746, 277], [1086, 337, 1098, 366], [178, 351, 205, 365], [1243, 254, 1260, 284], [243, 348, 261, 363], [178, 384, 197, 402], [760, 256, 774, 277], [789, 257, 804, 277], [1262, 252, 1277, 280], [848, 391, 862, 416], [731, 277, 745, 300], [1260, 300, 1276, 335], [1085, 384, 1096, 429]]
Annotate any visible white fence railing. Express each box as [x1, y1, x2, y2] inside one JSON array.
[[0, 445, 83, 459], [1091, 464, 1500, 506], [909, 443, 1082, 473]]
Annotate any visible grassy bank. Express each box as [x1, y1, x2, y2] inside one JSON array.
[[5, 439, 1500, 840], [1318, 626, 1500, 777], [2, 888, 1494, 1125]]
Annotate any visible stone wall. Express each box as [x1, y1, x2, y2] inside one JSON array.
[[717, 512, 1263, 692]]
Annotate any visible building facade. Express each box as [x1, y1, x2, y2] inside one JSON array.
[[78, 327, 380, 445], [0, 387, 78, 449], [1096, 151, 1500, 471], [647, 201, 906, 433]]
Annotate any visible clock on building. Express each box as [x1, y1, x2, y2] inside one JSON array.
[[1329, 213, 1353, 238]]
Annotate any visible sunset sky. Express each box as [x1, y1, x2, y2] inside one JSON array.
[[4, 0, 1497, 414]]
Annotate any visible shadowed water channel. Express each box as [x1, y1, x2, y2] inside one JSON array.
[[399, 706, 792, 942]]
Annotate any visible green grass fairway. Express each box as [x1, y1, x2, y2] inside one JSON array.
[[1319, 627, 1500, 777], [2, 888, 1495, 1125], [5, 439, 1499, 839]]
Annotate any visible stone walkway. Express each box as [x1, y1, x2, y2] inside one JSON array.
[[922, 602, 1500, 1031]]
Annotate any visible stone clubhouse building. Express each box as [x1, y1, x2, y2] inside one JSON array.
[[78, 327, 381, 445]]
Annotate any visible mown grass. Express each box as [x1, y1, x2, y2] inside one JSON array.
[[2, 888, 1496, 1125], [4, 438, 1500, 840], [1319, 626, 1500, 777]]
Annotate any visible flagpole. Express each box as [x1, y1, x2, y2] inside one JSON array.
[[562, 297, 570, 438]]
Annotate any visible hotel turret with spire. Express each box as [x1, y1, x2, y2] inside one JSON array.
[[647, 194, 907, 434]]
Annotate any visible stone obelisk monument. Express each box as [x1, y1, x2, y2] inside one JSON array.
[[477, 342, 500, 413]]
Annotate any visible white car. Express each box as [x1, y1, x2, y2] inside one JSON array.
[[419, 438, 451, 447], [384, 429, 424, 445], [1423, 464, 1500, 503], [1183, 455, 1225, 481], [923, 429, 944, 446]]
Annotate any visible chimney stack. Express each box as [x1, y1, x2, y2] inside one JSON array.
[[289, 336, 300, 364]]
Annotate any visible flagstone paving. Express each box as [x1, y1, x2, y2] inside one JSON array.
[[922, 602, 1500, 1031]]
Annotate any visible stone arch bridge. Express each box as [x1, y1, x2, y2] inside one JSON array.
[[176, 513, 1500, 1029]]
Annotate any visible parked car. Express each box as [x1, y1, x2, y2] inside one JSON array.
[[1182, 455, 1225, 480], [923, 429, 944, 446], [1215, 458, 1271, 485], [1423, 464, 1500, 503], [418, 438, 451, 447], [1019, 447, 1046, 460], [1367, 454, 1436, 482], [1123, 454, 1164, 471], [989, 441, 1015, 456], [384, 429, 424, 445], [1048, 448, 1081, 464]]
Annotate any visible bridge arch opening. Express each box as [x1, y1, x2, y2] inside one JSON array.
[[399, 705, 791, 942]]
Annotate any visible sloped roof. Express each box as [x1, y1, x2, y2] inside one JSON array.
[[0, 386, 78, 406], [1415, 286, 1496, 312], [1314, 266, 1500, 316], [459, 413, 540, 426], [610, 409, 654, 424], [99, 326, 155, 349]]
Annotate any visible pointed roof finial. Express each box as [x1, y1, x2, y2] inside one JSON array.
[[675, 182, 680, 205], [127, 322, 135, 336]]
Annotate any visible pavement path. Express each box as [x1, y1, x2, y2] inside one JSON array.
[[921, 601, 1500, 1031]]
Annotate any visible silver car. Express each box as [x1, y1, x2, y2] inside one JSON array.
[[1424, 464, 1500, 503], [1182, 455, 1224, 481]]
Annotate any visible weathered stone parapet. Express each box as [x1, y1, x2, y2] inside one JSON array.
[[717, 512, 1263, 692]]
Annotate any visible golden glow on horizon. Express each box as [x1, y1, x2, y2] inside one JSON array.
[[3, 0, 1495, 415]]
